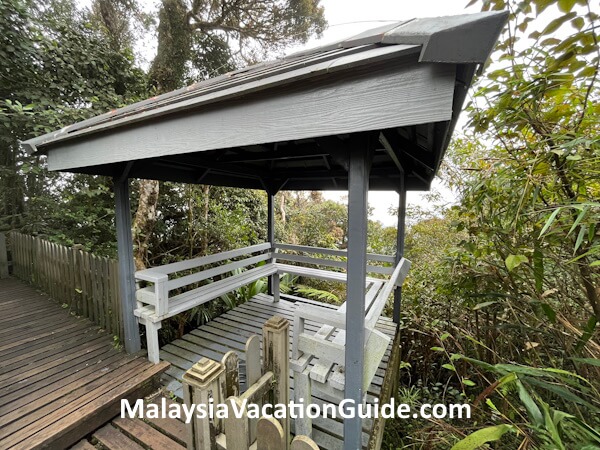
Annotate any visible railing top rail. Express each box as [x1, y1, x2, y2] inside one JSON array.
[[365, 257, 411, 328], [136, 242, 270, 278], [274, 243, 395, 264]]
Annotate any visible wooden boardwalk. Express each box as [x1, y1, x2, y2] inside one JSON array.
[[0, 277, 169, 450], [159, 293, 400, 450], [71, 395, 186, 450]]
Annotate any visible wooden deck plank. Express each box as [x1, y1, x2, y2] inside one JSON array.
[[71, 438, 98, 450], [0, 320, 86, 352], [112, 417, 186, 450], [0, 351, 134, 419], [0, 345, 115, 401], [0, 351, 126, 410], [0, 278, 170, 450], [0, 320, 94, 358], [0, 332, 110, 376], [0, 338, 114, 384], [93, 423, 145, 450], [0, 358, 148, 443], [0, 303, 61, 322], [0, 326, 103, 371], [13, 361, 169, 450], [143, 413, 187, 447]]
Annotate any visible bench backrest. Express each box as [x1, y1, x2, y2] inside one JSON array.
[[274, 243, 396, 277], [135, 243, 272, 316]]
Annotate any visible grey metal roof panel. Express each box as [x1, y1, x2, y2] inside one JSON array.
[[22, 44, 421, 153], [21, 11, 508, 156], [382, 11, 508, 62]]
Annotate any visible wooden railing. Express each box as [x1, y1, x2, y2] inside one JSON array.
[[0, 233, 9, 279], [274, 243, 396, 276], [8, 232, 124, 341]]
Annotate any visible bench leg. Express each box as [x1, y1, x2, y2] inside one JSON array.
[[294, 368, 312, 437], [271, 273, 280, 302], [144, 320, 162, 364]]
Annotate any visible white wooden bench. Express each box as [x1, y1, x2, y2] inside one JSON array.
[[134, 243, 276, 363], [289, 257, 411, 437], [134, 242, 407, 369]]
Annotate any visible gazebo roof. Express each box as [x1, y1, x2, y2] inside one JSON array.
[[22, 11, 507, 192]]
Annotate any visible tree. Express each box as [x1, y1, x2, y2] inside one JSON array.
[[132, 0, 326, 270], [0, 0, 146, 233]]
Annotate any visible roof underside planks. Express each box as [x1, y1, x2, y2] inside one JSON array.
[[22, 11, 509, 193]]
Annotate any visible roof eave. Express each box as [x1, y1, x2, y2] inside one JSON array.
[[382, 10, 509, 63]]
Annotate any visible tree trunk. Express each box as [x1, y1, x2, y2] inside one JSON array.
[[132, 179, 159, 270], [130, 0, 190, 270], [201, 185, 210, 255], [279, 192, 286, 225]]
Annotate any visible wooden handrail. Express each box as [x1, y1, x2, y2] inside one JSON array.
[[365, 257, 411, 331], [136, 242, 271, 280], [273, 243, 395, 263]]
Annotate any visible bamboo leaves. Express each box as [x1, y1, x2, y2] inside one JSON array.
[[450, 424, 516, 450]]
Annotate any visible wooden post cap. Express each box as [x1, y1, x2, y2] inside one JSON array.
[[263, 315, 289, 332], [183, 357, 225, 388]]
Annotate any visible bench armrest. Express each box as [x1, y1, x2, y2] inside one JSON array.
[[134, 271, 169, 316], [135, 270, 169, 284], [294, 304, 346, 330]]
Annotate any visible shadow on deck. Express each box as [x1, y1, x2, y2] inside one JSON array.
[[159, 293, 400, 450], [0, 277, 169, 449]]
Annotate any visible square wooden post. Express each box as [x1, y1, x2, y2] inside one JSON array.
[[0, 233, 8, 279], [183, 357, 226, 450], [267, 192, 280, 302], [113, 176, 141, 353], [393, 176, 406, 324], [263, 316, 290, 449], [344, 139, 371, 449]]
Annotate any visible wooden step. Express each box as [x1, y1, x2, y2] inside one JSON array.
[[112, 417, 186, 450], [71, 439, 98, 450], [93, 423, 145, 450]]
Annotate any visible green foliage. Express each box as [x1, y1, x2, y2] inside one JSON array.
[[385, 1, 600, 448], [295, 285, 340, 303], [0, 0, 146, 234], [450, 424, 516, 450]]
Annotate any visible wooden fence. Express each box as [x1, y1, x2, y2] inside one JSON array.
[[9, 231, 123, 341], [183, 315, 319, 450]]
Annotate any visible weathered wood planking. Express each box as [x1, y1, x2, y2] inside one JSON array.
[[71, 395, 188, 450], [0, 277, 169, 450], [159, 294, 398, 450], [8, 231, 124, 342]]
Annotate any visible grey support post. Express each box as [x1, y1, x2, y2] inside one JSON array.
[[344, 143, 370, 449], [393, 175, 407, 324], [113, 176, 142, 353]]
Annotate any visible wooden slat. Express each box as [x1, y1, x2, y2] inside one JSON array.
[[0, 278, 171, 450], [70, 439, 97, 450], [112, 417, 186, 450], [94, 424, 145, 450], [136, 242, 271, 278]]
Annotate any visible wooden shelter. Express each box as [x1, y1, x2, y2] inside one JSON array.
[[22, 11, 507, 449]]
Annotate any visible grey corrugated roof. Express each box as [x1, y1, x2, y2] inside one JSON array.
[[22, 11, 507, 155]]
